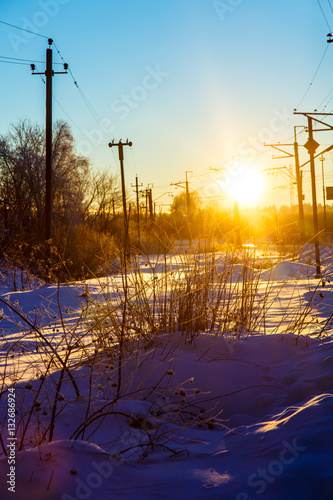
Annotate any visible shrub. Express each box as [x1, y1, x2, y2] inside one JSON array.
[[53, 224, 118, 279]]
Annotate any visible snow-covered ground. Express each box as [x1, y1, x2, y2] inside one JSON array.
[[0, 247, 332, 499]]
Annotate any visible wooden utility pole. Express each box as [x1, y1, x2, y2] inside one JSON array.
[[145, 188, 148, 225], [108, 140, 132, 233], [171, 171, 192, 246], [45, 43, 52, 246], [148, 184, 154, 221], [31, 39, 68, 278], [131, 175, 143, 240], [185, 171, 191, 217]]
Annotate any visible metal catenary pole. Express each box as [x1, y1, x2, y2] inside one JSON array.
[[294, 111, 333, 277]]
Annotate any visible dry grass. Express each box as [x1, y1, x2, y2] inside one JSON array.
[[0, 244, 328, 458]]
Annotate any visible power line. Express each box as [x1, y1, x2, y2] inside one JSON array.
[[0, 19, 49, 39], [0, 59, 30, 66], [53, 41, 116, 141], [296, 44, 329, 109], [53, 94, 87, 136], [53, 43, 101, 122], [1, 32, 122, 171], [317, 0, 332, 31], [52, 42, 73, 69], [51, 41, 121, 171], [0, 33, 119, 174], [124, 156, 136, 177], [318, 85, 333, 110], [0, 55, 54, 64], [55, 43, 124, 172], [129, 148, 138, 175], [34, 65, 45, 84], [328, 0, 333, 14]]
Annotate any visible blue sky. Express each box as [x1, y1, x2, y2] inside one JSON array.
[[1, 0, 333, 208]]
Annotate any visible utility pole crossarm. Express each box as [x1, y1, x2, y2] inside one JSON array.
[[264, 143, 294, 159], [209, 167, 224, 173], [293, 111, 333, 131], [30, 39, 68, 76], [170, 181, 186, 189], [108, 139, 133, 148], [31, 67, 68, 75]]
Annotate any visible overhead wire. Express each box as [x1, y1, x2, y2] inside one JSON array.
[[51, 41, 121, 170], [0, 31, 115, 152], [293, 2, 333, 120], [0, 27, 149, 184], [0, 55, 61, 69], [53, 41, 115, 139], [0, 19, 49, 39], [0, 59, 30, 66], [22, 57, 101, 150], [198, 3, 333, 197], [317, 0, 332, 31], [53, 95, 89, 138], [0, 55, 57, 64], [295, 44, 329, 109], [0, 19, 329, 200], [34, 64, 45, 84], [129, 148, 138, 175], [124, 157, 136, 177], [318, 85, 333, 110], [328, 0, 333, 14]]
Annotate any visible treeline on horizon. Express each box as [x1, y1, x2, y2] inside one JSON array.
[[0, 120, 331, 281]]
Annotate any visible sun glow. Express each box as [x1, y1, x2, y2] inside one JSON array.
[[222, 166, 265, 206]]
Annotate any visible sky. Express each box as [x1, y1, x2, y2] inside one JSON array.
[[1, 0, 333, 210]]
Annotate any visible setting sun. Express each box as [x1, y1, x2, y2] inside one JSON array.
[[0, 3, 331, 498], [222, 166, 265, 206]]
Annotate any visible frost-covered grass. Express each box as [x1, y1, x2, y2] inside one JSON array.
[[0, 245, 332, 499]]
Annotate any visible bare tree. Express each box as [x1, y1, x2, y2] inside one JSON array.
[[83, 169, 122, 233], [0, 119, 89, 241]]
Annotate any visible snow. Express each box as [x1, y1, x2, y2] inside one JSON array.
[[260, 261, 316, 281], [0, 247, 333, 499]]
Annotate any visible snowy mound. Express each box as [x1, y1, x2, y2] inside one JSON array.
[[1, 255, 333, 499], [1, 332, 333, 499], [298, 243, 333, 267], [260, 261, 315, 281]]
